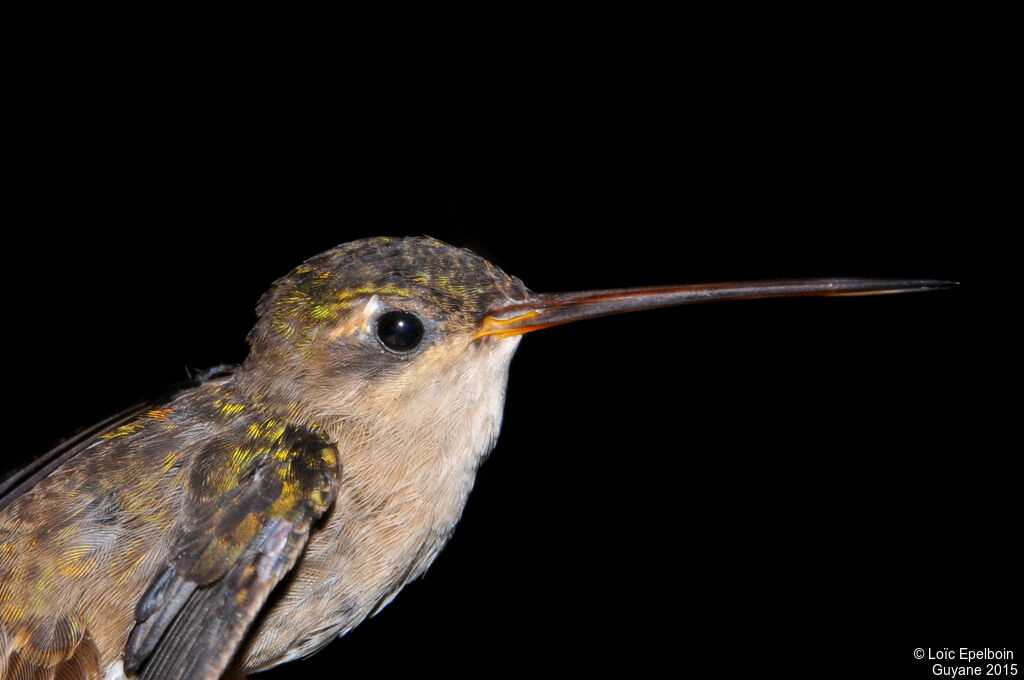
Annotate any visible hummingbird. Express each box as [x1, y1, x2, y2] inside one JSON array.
[[0, 236, 952, 680]]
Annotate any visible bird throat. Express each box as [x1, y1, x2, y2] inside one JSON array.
[[235, 334, 523, 671]]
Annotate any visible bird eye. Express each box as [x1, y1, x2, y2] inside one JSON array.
[[376, 311, 425, 353]]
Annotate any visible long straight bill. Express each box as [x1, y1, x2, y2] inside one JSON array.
[[476, 278, 957, 339]]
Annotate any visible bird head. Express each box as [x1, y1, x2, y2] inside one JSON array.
[[235, 235, 951, 444]]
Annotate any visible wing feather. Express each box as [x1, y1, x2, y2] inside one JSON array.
[[123, 421, 339, 680], [0, 402, 155, 512]]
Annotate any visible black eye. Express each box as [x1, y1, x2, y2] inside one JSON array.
[[376, 311, 425, 353]]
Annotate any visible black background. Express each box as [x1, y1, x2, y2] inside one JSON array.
[[3, 13, 1011, 680]]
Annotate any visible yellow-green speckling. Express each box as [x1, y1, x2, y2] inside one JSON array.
[[213, 397, 247, 419], [99, 422, 147, 440], [99, 408, 177, 442], [249, 236, 532, 355], [247, 419, 286, 442]]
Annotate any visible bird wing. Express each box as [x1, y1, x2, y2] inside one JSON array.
[[123, 419, 340, 680], [0, 402, 156, 512], [0, 369, 238, 512], [1, 402, 179, 680]]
